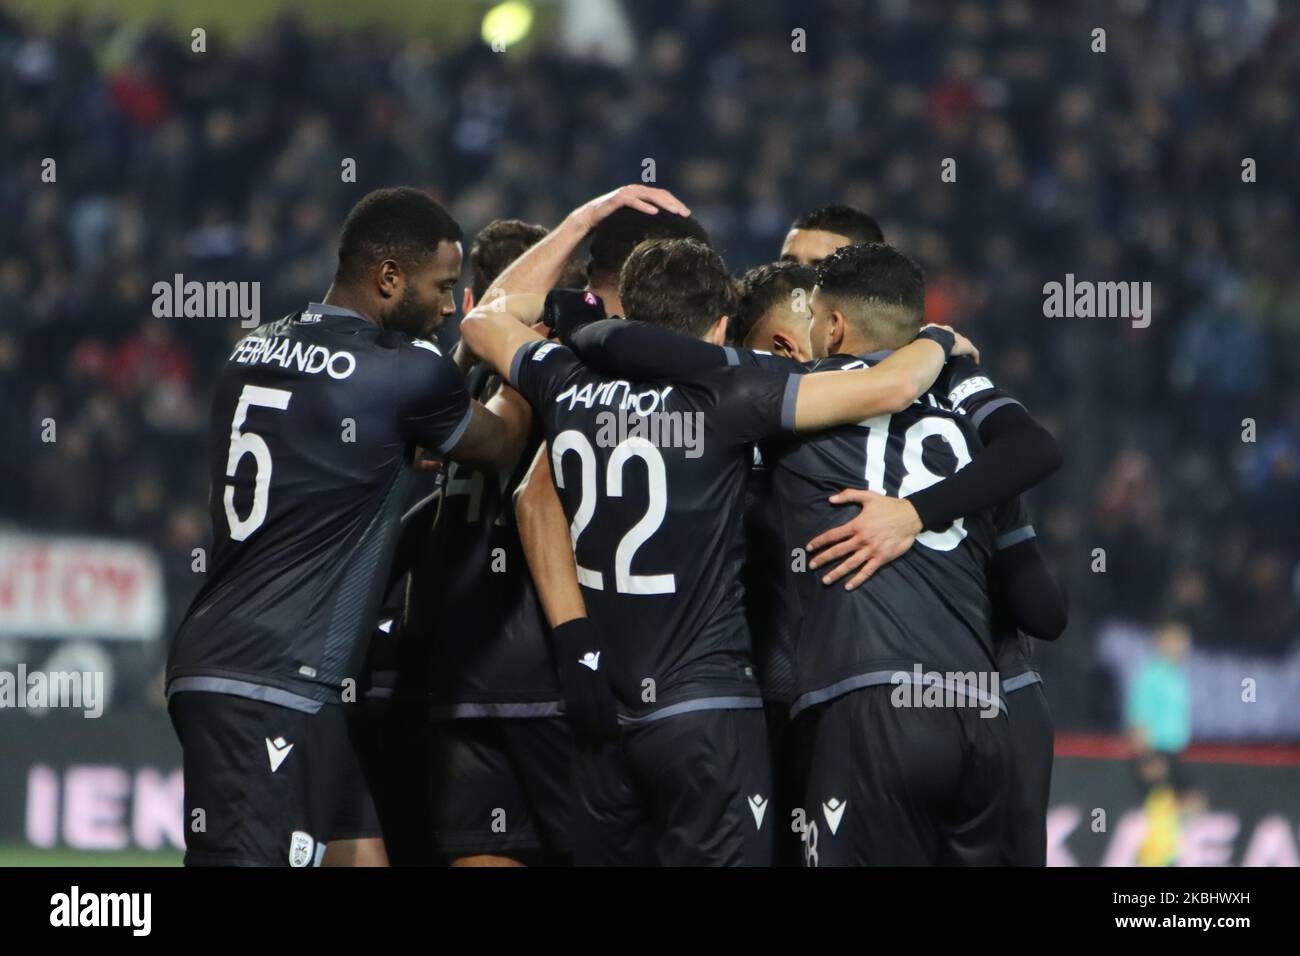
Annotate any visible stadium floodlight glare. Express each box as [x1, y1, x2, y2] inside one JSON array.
[[482, 1, 535, 48]]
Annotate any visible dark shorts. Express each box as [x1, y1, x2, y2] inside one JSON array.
[[335, 696, 434, 864], [572, 706, 773, 867], [1004, 680, 1054, 866], [169, 690, 350, 867], [801, 685, 1010, 866], [429, 716, 574, 864]]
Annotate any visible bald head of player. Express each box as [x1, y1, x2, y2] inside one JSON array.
[[808, 242, 925, 359], [780, 204, 884, 268], [588, 208, 711, 316], [729, 261, 818, 362], [618, 238, 737, 345], [325, 186, 464, 341]]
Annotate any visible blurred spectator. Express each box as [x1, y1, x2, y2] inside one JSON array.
[[1127, 618, 1193, 756]]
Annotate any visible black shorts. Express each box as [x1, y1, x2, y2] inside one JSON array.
[[572, 706, 772, 867], [429, 716, 574, 864], [1004, 680, 1054, 866], [801, 686, 1010, 866], [335, 696, 434, 864], [169, 690, 351, 867]]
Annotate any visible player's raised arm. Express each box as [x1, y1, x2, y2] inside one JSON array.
[[514, 443, 619, 743], [481, 185, 692, 304], [458, 293, 548, 384]]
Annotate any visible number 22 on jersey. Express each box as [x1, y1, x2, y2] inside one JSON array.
[[551, 430, 676, 596]]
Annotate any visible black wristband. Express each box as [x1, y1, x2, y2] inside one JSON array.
[[543, 288, 607, 344], [915, 326, 956, 359], [550, 616, 602, 655]]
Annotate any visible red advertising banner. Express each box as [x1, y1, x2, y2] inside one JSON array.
[[0, 534, 165, 642]]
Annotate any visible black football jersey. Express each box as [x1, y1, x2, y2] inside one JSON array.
[[716, 350, 804, 705], [355, 467, 445, 703], [166, 302, 473, 712], [509, 338, 802, 721], [408, 364, 562, 717], [763, 350, 1003, 718]]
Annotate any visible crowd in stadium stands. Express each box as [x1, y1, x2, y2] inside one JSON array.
[[1, 0, 1297, 729]]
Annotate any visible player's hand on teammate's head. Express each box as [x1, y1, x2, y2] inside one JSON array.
[[949, 330, 979, 363], [923, 324, 980, 364], [574, 185, 692, 232], [806, 489, 924, 591]]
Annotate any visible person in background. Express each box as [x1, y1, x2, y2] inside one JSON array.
[[1128, 617, 1194, 866]]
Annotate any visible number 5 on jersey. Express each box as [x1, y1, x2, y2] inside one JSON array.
[[224, 384, 292, 541]]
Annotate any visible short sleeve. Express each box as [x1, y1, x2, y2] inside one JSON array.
[[725, 348, 807, 373], [508, 338, 584, 410], [400, 340, 473, 456], [701, 366, 803, 448], [992, 495, 1036, 550]]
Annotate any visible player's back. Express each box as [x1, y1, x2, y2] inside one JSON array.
[[511, 340, 799, 718], [767, 351, 1001, 717], [168, 303, 471, 710], [412, 365, 559, 715]]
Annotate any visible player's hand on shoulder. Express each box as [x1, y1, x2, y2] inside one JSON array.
[[921, 323, 980, 364]]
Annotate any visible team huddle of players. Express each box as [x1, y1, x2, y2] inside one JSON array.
[[166, 184, 1066, 867]]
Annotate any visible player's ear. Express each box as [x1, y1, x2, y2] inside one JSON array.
[[771, 329, 798, 358], [376, 259, 401, 300], [830, 309, 847, 354], [463, 287, 475, 314], [707, 315, 729, 346]]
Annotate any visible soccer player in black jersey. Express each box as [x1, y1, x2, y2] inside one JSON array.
[[165, 187, 533, 867], [562, 242, 1063, 864], [459, 232, 977, 865], [407, 218, 583, 866], [802, 355, 1067, 864], [324, 485, 442, 867], [727, 262, 819, 864]]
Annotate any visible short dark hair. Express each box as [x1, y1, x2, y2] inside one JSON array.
[[731, 261, 817, 346], [619, 238, 736, 340], [589, 208, 710, 286], [469, 218, 548, 300], [815, 242, 925, 346], [335, 187, 462, 285], [791, 204, 884, 245]]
